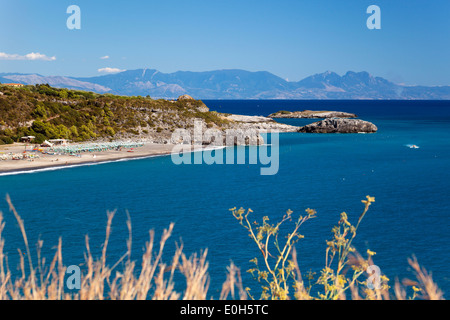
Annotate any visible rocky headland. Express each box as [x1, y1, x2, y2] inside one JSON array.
[[0, 83, 378, 154], [297, 118, 378, 133], [269, 110, 357, 119], [224, 114, 299, 133]]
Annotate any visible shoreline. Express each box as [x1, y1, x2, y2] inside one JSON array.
[[0, 142, 233, 176], [0, 114, 297, 176], [0, 142, 177, 175]]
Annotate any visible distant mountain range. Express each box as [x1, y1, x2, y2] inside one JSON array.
[[1, 69, 449, 100]]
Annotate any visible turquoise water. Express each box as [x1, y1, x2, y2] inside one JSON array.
[[0, 100, 449, 298]]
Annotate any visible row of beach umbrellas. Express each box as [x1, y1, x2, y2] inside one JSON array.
[[0, 152, 41, 161], [47, 141, 144, 155]]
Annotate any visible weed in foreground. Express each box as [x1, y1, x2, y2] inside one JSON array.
[[231, 196, 444, 300], [0, 194, 444, 300]]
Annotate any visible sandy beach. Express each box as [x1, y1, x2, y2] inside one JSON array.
[[0, 142, 177, 174]]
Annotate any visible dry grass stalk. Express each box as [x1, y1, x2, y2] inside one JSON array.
[[220, 262, 247, 300], [406, 256, 444, 300], [0, 195, 445, 300], [0, 196, 223, 300]]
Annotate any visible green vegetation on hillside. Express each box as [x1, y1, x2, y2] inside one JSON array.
[[0, 84, 228, 144]]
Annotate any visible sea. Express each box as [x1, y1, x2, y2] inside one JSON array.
[[0, 100, 449, 299]]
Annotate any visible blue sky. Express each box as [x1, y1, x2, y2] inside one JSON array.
[[0, 0, 449, 85]]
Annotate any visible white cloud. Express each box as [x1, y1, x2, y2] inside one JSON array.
[[98, 67, 126, 74], [100, 55, 110, 60], [0, 52, 56, 61]]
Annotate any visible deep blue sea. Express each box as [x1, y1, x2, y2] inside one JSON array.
[[0, 100, 449, 298]]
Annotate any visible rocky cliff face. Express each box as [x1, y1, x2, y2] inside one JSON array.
[[224, 114, 299, 132], [297, 118, 377, 133]]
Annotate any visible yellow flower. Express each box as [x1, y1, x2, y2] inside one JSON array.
[[305, 208, 316, 217], [362, 195, 375, 205], [412, 286, 421, 292]]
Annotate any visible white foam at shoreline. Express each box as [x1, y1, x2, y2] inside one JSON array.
[[0, 153, 169, 177], [0, 145, 273, 177], [0, 146, 230, 176]]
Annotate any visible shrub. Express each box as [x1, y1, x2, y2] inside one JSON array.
[[104, 126, 116, 137], [31, 104, 48, 118], [33, 133, 46, 144], [0, 136, 13, 144]]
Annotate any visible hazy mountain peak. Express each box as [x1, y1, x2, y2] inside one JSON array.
[[1, 69, 448, 100]]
